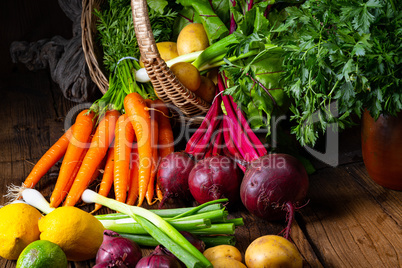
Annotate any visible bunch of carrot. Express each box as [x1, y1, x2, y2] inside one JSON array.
[[22, 92, 174, 210]]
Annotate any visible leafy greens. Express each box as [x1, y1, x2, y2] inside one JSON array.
[[273, 0, 402, 146]]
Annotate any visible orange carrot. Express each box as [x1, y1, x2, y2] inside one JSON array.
[[124, 93, 152, 207], [62, 138, 91, 200], [92, 142, 115, 213], [63, 109, 120, 207], [114, 114, 135, 203], [89, 156, 105, 185], [155, 100, 174, 202], [23, 125, 73, 188], [145, 99, 159, 205], [156, 184, 164, 202], [66, 148, 104, 208], [50, 110, 95, 208], [126, 146, 139, 206], [155, 100, 174, 158]]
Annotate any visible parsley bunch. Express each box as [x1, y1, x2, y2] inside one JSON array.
[[274, 0, 401, 146]]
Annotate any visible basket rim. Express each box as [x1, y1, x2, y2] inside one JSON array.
[[81, 0, 211, 118], [81, 0, 109, 95]]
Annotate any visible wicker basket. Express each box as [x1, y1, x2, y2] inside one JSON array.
[[81, 0, 211, 118]]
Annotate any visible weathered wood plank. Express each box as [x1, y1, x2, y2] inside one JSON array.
[[291, 219, 324, 268], [299, 163, 402, 268], [346, 164, 402, 226]]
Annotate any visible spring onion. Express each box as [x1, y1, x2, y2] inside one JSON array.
[[6, 186, 55, 214], [135, 50, 204, 83], [101, 218, 211, 234], [81, 189, 212, 268], [120, 233, 236, 248], [95, 202, 223, 220]]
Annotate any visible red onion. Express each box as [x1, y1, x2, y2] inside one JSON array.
[[188, 155, 241, 205], [96, 230, 142, 267], [179, 231, 205, 253], [93, 261, 128, 268], [135, 245, 182, 268]]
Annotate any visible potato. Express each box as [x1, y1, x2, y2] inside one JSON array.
[[177, 23, 209, 56], [140, 42, 179, 67], [211, 257, 247, 268], [203, 245, 242, 262], [193, 76, 216, 103], [245, 235, 303, 268], [170, 62, 201, 91], [206, 68, 219, 85]]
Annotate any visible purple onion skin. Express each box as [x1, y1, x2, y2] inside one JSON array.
[[240, 154, 309, 221], [92, 261, 128, 268], [157, 152, 195, 208], [179, 231, 205, 253], [188, 155, 241, 205], [135, 246, 182, 268], [96, 230, 142, 267]]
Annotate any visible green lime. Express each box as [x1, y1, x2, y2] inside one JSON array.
[[16, 240, 68, 268]]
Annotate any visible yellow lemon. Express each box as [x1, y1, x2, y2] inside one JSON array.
[[0, 203, 42, 260], [38, 206, 104, 261]]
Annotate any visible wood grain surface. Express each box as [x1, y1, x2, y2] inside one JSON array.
[[0, 1, 401, 267], [1, 61, 401, 268]]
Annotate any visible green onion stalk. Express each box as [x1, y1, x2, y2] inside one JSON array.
[[135, 33, 277, 83], [12, 187, 241, 263], [95, 203, 224, 220], [94, 197, 243, 253], [82, 189, 213, 268], [120, 233, 237, 248]]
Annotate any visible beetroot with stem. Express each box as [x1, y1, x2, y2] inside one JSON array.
[[157, 152, 195, 208], [185, 88, 222, 160], [240, 154, 309, 239], [188, 155, 241, 205]]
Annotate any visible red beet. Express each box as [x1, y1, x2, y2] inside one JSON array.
[[157, 152, 195, 208], [188, 155, 241, 205], [240, 153, 309, 239]]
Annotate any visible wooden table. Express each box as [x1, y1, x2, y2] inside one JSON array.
[[1, 64, 401, 268], [1, 2, 401, 266]]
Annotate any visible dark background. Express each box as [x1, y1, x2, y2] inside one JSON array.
[[0, 0, 72, 75]]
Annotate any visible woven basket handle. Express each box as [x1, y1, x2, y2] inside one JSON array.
[[131, 0, 160, 64], [130, 0, 210, 117]]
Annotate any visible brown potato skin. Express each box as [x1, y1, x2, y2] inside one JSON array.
[[170, 62, 201, 92], [211, 257, 247, 268], [203, 245, 243, 262], [206, 68, 219, 85], [193, 76, 216, 103], [245, 235, 303, 268], [140, 42, 179, 68], [177, 23, 209, 56]]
